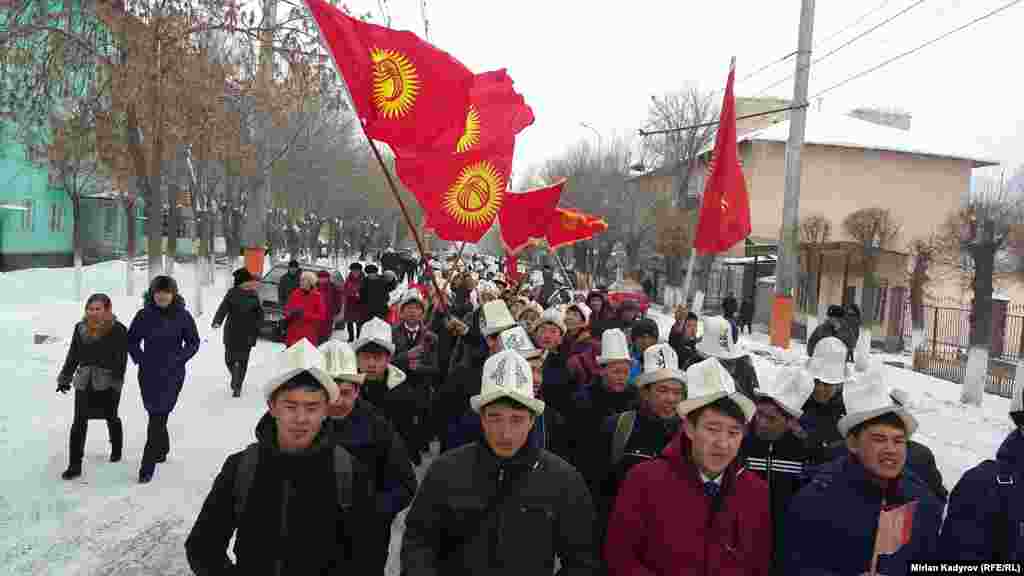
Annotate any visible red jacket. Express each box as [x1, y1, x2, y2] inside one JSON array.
[[342, 274, 365, 323], [605, 431, 772, 576], [284, 287, 326, 346]]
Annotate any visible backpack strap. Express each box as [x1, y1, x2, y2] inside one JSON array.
[[610, 411, 637, 467], [233, 443, 260, 521], [333, 445, 354, 510]]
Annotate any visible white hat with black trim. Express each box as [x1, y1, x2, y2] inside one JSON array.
[[499, 325, 543, 359], [353, 317, 395, 355], [696, 315, 746, 360], [597, 328, 632, 365], [398, 289, 426, 311], [482, 300, 518, 336], [536, 307, 566, 334], [318, 340, 365, 384], [264, 339, 339, 404], [470, 350, 545, 414], [806, 337, 850, 384], [755, 366, 814, 419], [836, 364, 918, 437], [635, 343, 686, 388], [677, 357, 756, 423]]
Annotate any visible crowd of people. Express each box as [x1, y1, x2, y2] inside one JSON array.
[[54, 256, 1024, 574]]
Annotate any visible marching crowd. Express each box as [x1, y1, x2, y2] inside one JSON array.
[[53, 257, 1024, 575]]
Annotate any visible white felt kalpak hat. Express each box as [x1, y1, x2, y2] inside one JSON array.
[[755, 366, 814, 419], [264, 339, 339, 404], [398, 289, 426, 310], [354, 317, 395, 355], [696, 315, 747, 360], [837, 364, 918, 437], [318, 340, 365, 384], [806, 337, 850, 385], [678, 357, 756, 423], [536, 307, 566, 333], [471, 350, 545, 415], [482, 300, 518, 336], [499, 326, 543, 359], [597, 328, 632, 365], [635, 343, 687, 388]]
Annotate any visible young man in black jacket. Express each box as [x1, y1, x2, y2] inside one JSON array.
[[402, 349, 600, 575], [185, 340, 373, 575]]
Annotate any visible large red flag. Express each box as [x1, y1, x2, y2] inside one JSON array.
[[693, 58, 751, 254], [305, 0, 473, 150], [499, 180, 565, 254], [546, 207, 608, 249], [396, 140, 515, 243]]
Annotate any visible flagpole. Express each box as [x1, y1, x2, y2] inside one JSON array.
[[548, 245, 576, 292], [364, 137, 450, 308], [681, 247, 697, 308]]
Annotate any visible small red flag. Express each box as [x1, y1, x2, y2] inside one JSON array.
[[546, 207, 608, 249], [305, 0, 473, 150], [872, 501, 917, 558], [395, 140, 515, 243], [499, 180, 566, 255], [693, 58, 751, 254]]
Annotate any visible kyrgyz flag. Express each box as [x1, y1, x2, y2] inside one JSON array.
[[499, 180, 565, 254], [546, 207, 608, 249], [395, 139, 515, 243], [305, 0, 473, 150], [693, 57, 751, 254]]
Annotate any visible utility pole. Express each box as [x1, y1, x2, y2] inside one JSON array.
[[245, 0, 276, 276], [770, 0, 815, 348]]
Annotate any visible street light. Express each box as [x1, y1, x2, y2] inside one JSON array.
[[580, 122, 602, 159]]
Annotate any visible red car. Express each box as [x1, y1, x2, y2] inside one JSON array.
[[605, 280, 651, 315]]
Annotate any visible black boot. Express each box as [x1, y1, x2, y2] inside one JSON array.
[[108, 418, 123, 462], [62, 465, 82, 480], [229, 362, 242, 397], [64, 419, 86, 480]]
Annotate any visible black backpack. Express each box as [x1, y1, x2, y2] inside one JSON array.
[[232, 443, 354, 521]]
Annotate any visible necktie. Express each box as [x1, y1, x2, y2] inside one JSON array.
[[704, 481, 720, 498]]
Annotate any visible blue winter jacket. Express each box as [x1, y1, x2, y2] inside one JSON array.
[[939, 428, 1024, 561], [784, 453, 942, 575], [127, 294, 200, 414]]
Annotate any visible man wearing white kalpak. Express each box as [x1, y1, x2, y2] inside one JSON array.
[[784, 363, 942, 575], [402, 350, 600, 575]]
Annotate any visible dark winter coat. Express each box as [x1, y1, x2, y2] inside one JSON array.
[[361, 273, 396, 320], [940, 429, 1024, 561], [327, 399, 417, 521], [317, 276, 339, 341], [784, 453, 943, 575], [213, 286, 263, 358], [669, 329, 706, 369], [740, 299, 755, 323], [605, 431, 772, 576], [58, 318, 129, 391], [592, 409, 681, 546], [540, 352, 579, 420], [800, 393, 847, 465], [360, 365, 425, 462], [806, 319, 855, 361], [719, 355, 760, 400], [564, 330, 601, 393], [184, 415, 374, 576], [127, 294, 200, 415], [341, 273, 365, 323], [277, 270, 300, 308], [283, 287, 326, 347], [824, 439, 948, 503], [572, 379, 639, 482], [445, 405, 572, 463], [401, 442, 601, 576], [436, 355, 486, 454], [741, 431, 814, 574]]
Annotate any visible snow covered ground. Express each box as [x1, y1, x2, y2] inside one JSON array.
[[0, 265, 1015, 574]]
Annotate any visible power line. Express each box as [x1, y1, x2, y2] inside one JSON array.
[[637, 103, 809, 137], [814, 0, 893, 48], [811, 0, 1023, 99], [755, 0, 931, 96]]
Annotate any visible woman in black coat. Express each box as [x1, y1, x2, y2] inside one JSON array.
[[212, 268, 264, 397], [57, 293, 129, 480]]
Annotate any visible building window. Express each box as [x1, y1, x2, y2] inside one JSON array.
[[49, 203, 64, 232], [21, 199, 33, 231]]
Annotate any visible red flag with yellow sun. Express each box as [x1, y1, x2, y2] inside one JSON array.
[[546, 207, 608, 249], [395, 140, 515, 243], [304, 0, 474, 150]]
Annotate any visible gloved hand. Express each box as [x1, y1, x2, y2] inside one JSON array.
[[57, 380, 71, 394]]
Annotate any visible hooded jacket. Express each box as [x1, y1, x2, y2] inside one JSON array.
[[359, 365, 422, 461], [213, 286, 263, 356], [401, 442, 600, 576], [127, 293, 200, 414], [800, 392, 847, 465], [784, 453, 942, 575], [939, 428, 1024, 561], [445, 404, 572, 464], [185, 413, 374, 576], [572, 378, 639, 479], [605, 431, 772, 576], [284, 287, 326, 347]]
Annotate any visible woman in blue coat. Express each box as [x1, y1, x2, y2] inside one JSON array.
[[127, 276, 200, 483]]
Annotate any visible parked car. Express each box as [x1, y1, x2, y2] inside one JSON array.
[[606, 279, 651, 315], [257, 262, 336, 341]]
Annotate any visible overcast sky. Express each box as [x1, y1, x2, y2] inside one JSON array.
[[332, 0, 1023, 184]]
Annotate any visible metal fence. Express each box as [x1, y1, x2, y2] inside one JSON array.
[[900, 302, 1022, 398]]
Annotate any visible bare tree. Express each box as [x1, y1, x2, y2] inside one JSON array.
[[841, 207, 901, 326], [800, 213, 832, 315], [938, 171, 1024, 406], [908, 234, 940, 366]]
